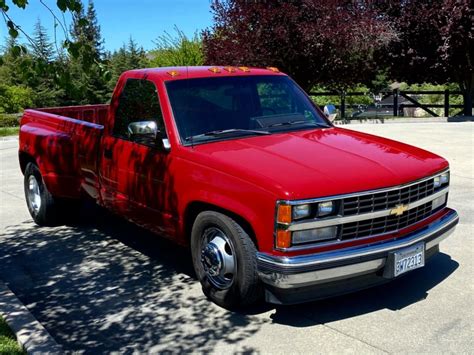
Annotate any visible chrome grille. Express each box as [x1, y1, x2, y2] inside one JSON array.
[[340, 201, 435, 240], [342, 178, 435, 216]]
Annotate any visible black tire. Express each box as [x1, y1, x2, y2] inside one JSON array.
[[24, 163, 70, 226], [191, 211, 262, 309]]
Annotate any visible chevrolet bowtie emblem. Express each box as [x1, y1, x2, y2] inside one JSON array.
[[390, 204, 409, 216]]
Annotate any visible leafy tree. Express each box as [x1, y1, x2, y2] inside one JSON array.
[[377, 0, 473, 115], [1, 0, 84, 58], [203, 0, 395, 92], [150, 27, 204, 67]]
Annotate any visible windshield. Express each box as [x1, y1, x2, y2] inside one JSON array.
[[165, 75, 329, 144]]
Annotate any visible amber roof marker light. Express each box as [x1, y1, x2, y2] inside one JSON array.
[[267, 67, 280, 72], [223, 66, 237, 73], [167, 70, 180, 77], [208, 67, 221, 73], [238, 66, 250, 72]]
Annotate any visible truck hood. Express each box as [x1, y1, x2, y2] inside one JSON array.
[[190, 127, 448, 200]]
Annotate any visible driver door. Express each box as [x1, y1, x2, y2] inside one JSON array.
[[100, 78, 172, 233]]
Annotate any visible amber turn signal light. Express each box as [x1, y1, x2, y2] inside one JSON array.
[[277, 204, 292, 224], [276, 230, 291, 249]]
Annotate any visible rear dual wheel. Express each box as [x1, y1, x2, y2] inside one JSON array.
[[24, 163, 80, 226], [191, 211, 262, 309]]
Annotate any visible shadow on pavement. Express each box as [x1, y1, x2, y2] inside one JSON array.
[[0, 202, 459, 351], [0, 203, 266, 353], [270, 252, 458, 326]]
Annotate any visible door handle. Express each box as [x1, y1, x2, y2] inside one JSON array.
[[104, 148, 113, 159]]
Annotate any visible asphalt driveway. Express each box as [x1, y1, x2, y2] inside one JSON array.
[[0, 122, 473, 353]]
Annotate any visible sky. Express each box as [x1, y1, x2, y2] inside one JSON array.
[[1, 0, 214, 52]]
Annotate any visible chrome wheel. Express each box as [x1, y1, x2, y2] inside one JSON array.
[[200, 227, 236, 289], [27, 175, 41, 214]]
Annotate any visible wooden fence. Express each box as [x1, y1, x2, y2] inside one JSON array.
[[310, 89, 464, 119]]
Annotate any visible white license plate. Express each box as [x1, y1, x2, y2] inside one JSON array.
[[394, 243, 425, 277]]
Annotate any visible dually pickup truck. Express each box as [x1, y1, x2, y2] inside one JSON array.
[[19, 66, 459, 309]]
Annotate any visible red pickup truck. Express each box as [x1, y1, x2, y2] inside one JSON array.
[[19, 66, 459, 309]]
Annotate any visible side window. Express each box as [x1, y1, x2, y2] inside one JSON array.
[[113, 79, 165, 139]]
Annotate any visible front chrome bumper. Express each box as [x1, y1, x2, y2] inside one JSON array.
[[257, 208, 459, 301]]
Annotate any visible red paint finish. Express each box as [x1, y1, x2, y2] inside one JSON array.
[[19, 66, 450, 255]]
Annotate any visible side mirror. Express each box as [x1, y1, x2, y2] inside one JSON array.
[[323, 104, 338, 122], [127, 121, 170, 151]]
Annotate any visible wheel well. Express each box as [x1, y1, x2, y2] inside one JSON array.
[[19, 152, 36, 175], [184, 201, 259, 250]]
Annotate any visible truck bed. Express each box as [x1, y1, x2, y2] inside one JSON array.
[[19, 104, 108, 200], [35, 104, 109, 126]]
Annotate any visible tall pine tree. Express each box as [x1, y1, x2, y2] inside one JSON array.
[[28, 19, 63, 107], [68, 0, 109, 104]]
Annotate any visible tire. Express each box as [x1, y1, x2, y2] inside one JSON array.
[[191, 211, 262, 309], [24, 163, 66, 226]]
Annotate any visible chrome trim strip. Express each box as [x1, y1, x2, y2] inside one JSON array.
[[278, 168, 449, 206], [285, 187, 449, 232], [260, 209, 458, 270], [259, 259, 385, 289]]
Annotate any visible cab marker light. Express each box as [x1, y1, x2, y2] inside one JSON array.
[[167, 70, 180, 77], [267, 67, 279, 72]]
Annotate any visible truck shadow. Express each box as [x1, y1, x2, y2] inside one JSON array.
[[0, 203, 265, 353], [0, 201, 459, 352], [269, 252, 459, 326]]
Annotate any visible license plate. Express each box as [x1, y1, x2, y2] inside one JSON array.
[[394, 243, 425, 277]]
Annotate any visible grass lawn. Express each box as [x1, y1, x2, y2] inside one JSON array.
[[0, 127, 19, 137], [0, 316, 24, 354]]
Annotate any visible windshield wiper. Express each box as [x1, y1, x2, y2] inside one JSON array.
[[267, 120, 329, 128], [186, 128, 271, 141]]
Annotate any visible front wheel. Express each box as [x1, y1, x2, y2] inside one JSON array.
[[191, 211, 263, 309]]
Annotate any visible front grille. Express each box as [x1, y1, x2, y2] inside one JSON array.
[[342, 178, 435, 216], [340, 201, 434, 240]]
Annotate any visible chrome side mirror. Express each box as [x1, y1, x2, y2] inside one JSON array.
[[127, 121, 158, 138], [324, 104, 338, 122], [127, 121, 170, 151]]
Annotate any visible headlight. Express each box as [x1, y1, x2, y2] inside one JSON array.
[[317, 201, 335, 217], [292, 204, 311, 220], [434, 171, 449, 188], [293, 226, 338, 244]]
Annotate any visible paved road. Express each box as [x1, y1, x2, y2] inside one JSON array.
[[0, 123, 473, 353]]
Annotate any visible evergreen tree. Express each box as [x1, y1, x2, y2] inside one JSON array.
[[30, 19, 54, 61], [28, 20, 64, 107], [0, 36, 33, 87], [68, 0, 109, 104]]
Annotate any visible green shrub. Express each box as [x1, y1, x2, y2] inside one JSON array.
[[149, 27, 204, 67], [0, 85, 33, 114], [0, 113, 21, 127]]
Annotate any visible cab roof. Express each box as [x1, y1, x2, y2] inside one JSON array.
[[123, 66, 286, 82]]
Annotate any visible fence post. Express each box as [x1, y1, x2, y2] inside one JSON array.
[[393, 89, 399, 116], [444, 89, 450, 117], [340, 91, 346, 120]]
